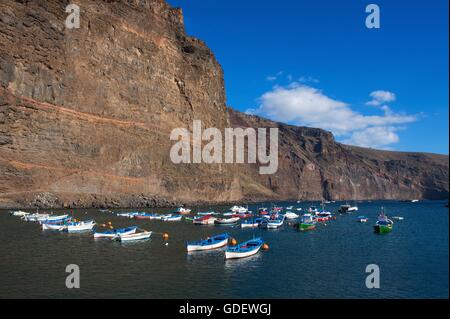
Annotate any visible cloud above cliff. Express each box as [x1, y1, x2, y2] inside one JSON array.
[[246, 83, 417, 149]]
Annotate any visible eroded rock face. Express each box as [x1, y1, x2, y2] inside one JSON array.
[[0, 0, 448, 208]]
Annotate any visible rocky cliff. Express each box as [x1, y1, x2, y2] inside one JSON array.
[[0, 0, 448, 208]]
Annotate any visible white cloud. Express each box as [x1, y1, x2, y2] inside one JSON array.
[[343, 126, 400, 148], [247, 83, 417, 149], [366, 90, 396, 106]]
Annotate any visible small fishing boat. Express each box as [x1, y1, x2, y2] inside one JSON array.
[[40, 214, 69, 224], [42, 223, 67, 231], [411, 199, 419, 203], [215, 217, 240, 225], [283, 211, 299, 219], [298, 214, 316, 231], [23, 213, 50, 222], [10, 211, 29, 217], [315, 211, 332, 222], [116, 231, 152, 242], [285, 206, 294, 210], [186, 233, 230, 252], [357, 216, 368, 223], [374, 210, 394, 234], [94, 226, 138, 239], [174, 207, 191, 214], [225, 237, 264, 259], [133, 213, 157, 220], [162, 214, 182, 222], [392, 216, 404, 220], [65, 220, 96, 232], [241, 218, 262, 228], [261, 215, 285, 229], [117, 212, 142, 218], [338, 203, 358, 213], [193, 215, 217, 225], [230, 205, 248, 213]]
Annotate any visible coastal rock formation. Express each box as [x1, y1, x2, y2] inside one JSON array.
[[0, 0, 448, 208]]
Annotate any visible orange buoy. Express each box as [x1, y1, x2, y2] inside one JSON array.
[[109, 226, 114, 229], [162, 233, 169, 240], [230, 238, 237, 246], [262, 243, 269, 250], [108, 221, 112, 225]]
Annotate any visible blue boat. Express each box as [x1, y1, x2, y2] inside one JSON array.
[[94, 226, 138, 238], [225, 237, 264, 259], [186, 233, 230, 252]]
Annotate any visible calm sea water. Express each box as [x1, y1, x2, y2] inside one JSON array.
[[0, 200, 448, 299]]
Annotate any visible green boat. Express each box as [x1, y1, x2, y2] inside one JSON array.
[[298, 214, 316, 231], [374, 209, 393, 234]]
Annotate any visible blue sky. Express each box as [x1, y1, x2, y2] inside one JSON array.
[[167, 0, 449, 154]]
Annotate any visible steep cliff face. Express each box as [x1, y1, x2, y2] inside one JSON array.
[[0, 0, 448, 208], [229, 110, 449, 202]]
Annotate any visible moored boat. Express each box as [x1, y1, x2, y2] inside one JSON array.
[[230, 205, 248, 213], [214, 217, 240, 225], [10, 211, 29, 217], [283, 211, 299, 219], [94, 226, 138, 239], [42, 223, 67, 231], [116, 231, 152, 242], [40, 214, 69, 224], [162, 214, 182, 222], [65, 220, 96, 232], [241, 218, 262, 228], [193, 215, 217, 225], [186, 233, 230, 252], [298, 214, 316, 231], [261, 215, 285, 229], [174, 207, 192, 214], [357, 216, 368, 223], [225, 237, 264, 259], [23, 213, 50, 222], [374, 210, 393, 234]]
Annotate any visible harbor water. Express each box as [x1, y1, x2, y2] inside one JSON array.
[[0, 200, 448, 298]]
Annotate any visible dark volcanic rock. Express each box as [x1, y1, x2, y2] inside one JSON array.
[[0, 0, 448, 209]]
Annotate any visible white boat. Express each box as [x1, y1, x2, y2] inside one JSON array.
[[347, 206, 359, 212], [392, 216, 404, 220], [230, 205, 248, 213], [193, 216, 217, 225], [214, 217, 240, 225], [225, 237, 264, 260], [10, 211, 29, 217], [175, 207, 191, 214], [186, 233, 229, 252], [94, 226, 138, 238], [285, 206, 294, 210], [117, 231, 152, 242], [162, 215, 182, 222], [42, 223, 67, 231], [23, 213, 50, 222], [283, 211, 299, 219], [262, 215, 285, 229], [117, 212, 141, 218], [411, 199, 419, 203], [40, 214, 69, 224], [65, 220, 96, 232]]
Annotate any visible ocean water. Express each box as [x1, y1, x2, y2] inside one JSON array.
[[0, 200, 448, 299]]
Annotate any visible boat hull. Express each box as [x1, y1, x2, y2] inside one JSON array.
[[117, 231, 152, 242], [374, 225, 392, 234], [225, 245, 262, 259], [299, 223, 316, 231], [187, 238, 228, 252]]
